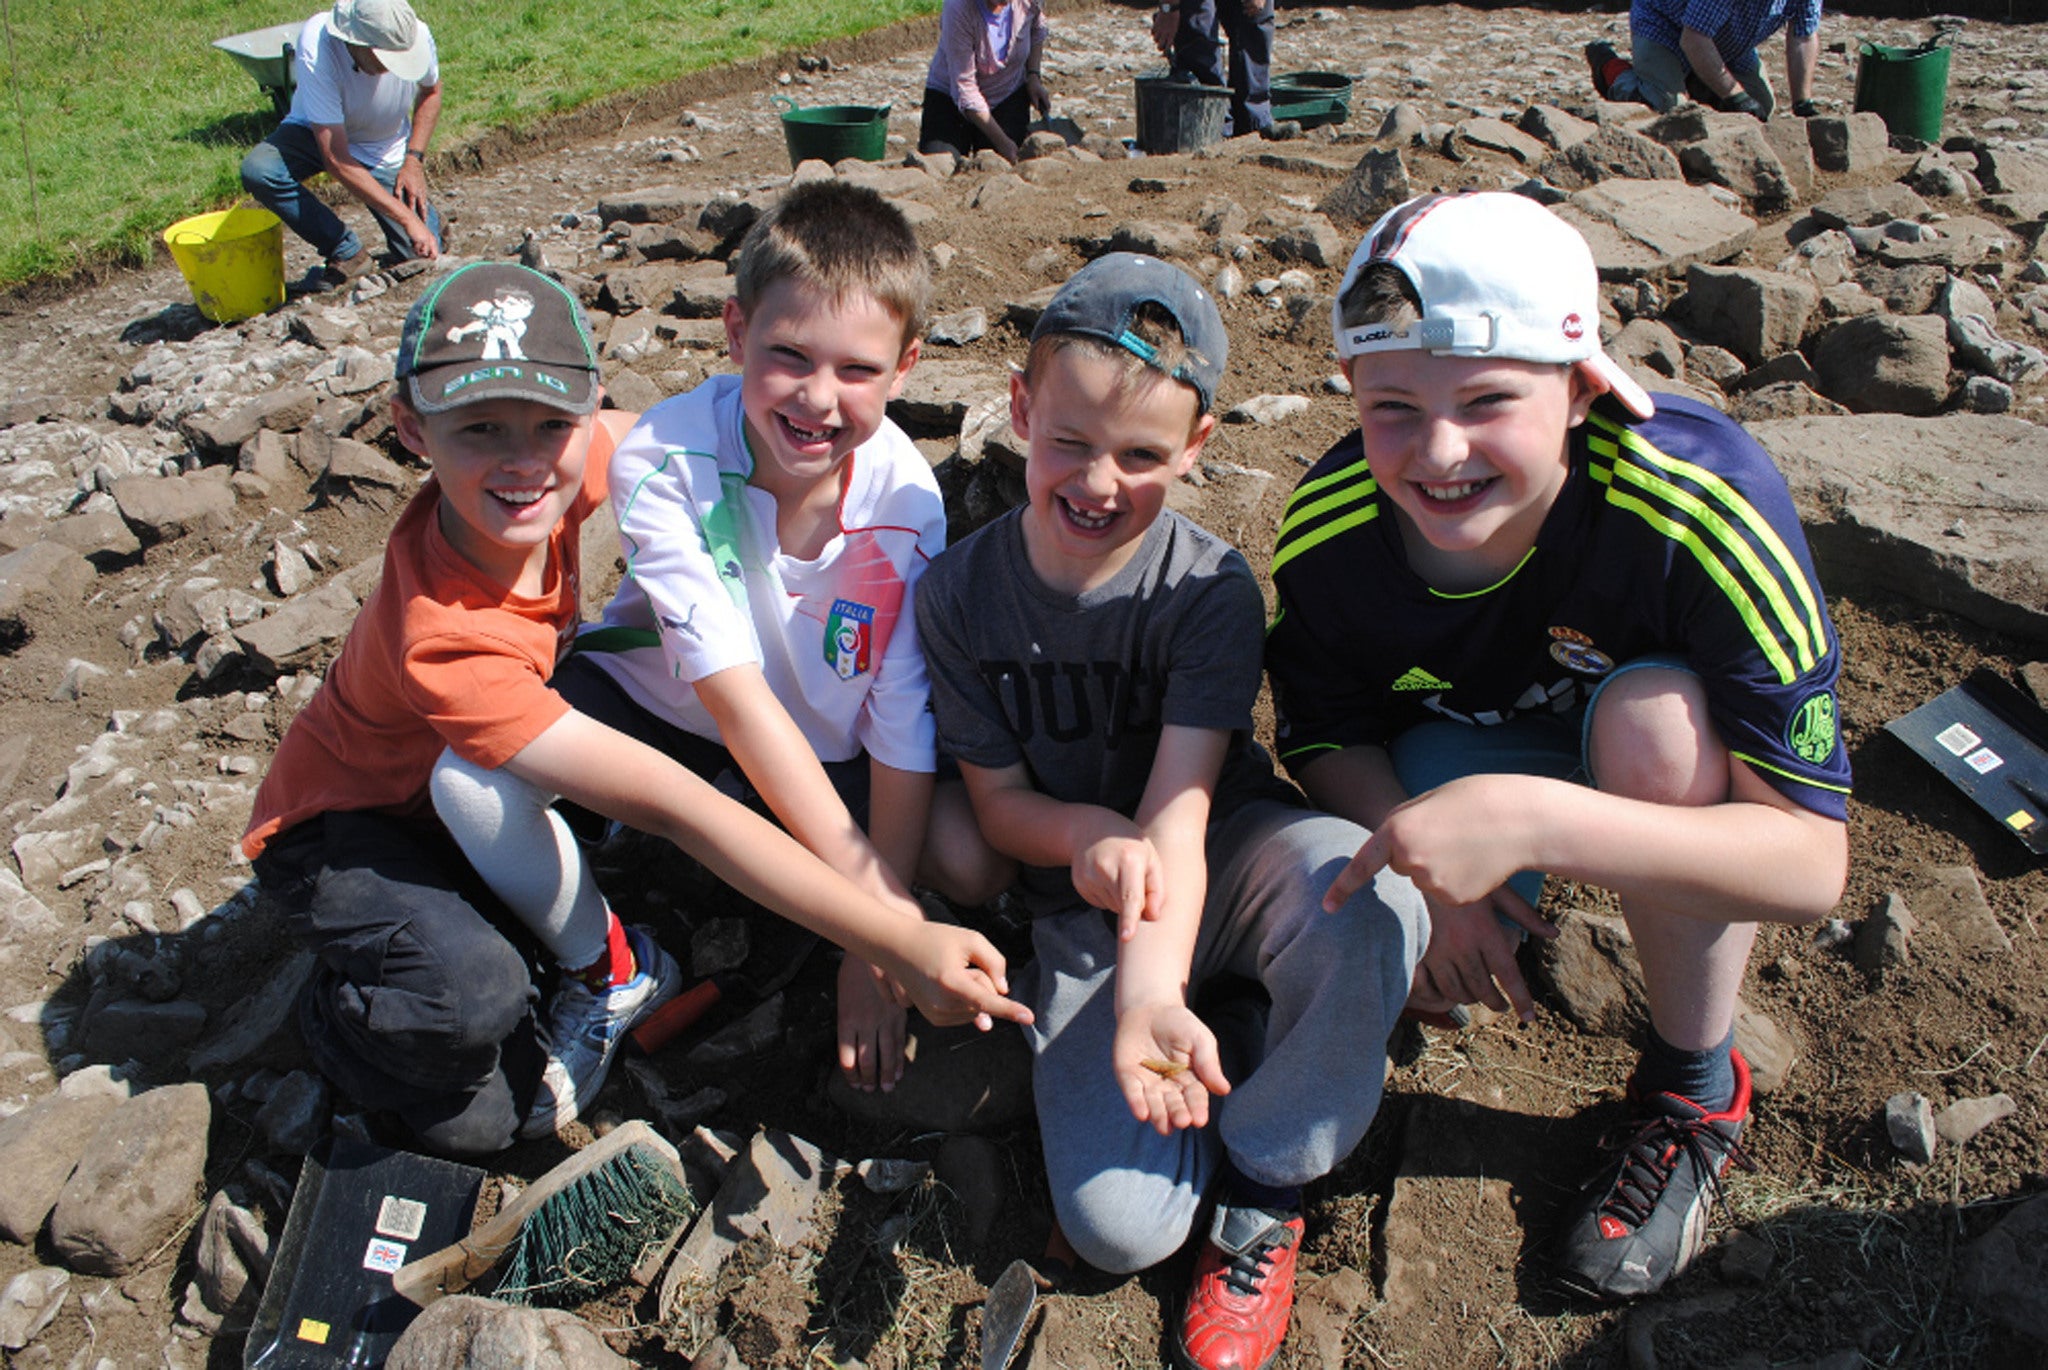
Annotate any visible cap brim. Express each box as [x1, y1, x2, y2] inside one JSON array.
[[377, 42, 432, 83], [406, 363, 597, 415], [1577, 353, 1656, 420]]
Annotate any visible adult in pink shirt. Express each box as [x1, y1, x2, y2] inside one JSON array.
[[917, 0, 1049, 164]]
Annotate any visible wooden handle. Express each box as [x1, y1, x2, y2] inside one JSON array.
[[391, 1121, 679, 1307]]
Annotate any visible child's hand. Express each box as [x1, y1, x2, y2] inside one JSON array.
[[836, 955, 909, 1093], [1113, 1003, 1229, 1135], [1323, 775, 1553, 915], [1409, 891, 1546, 1024], [890, 923, 1035, 1032], [1073, 815, 1166, 940]]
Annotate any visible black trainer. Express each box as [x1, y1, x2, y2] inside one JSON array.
[[1554, 1049, 1756, 1301], [1584, 40, 1623, 100]]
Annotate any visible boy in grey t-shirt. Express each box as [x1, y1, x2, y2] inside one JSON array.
[[915, 254, 1424, 1370]]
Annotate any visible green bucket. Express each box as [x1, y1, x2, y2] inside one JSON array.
[[1852, 38, 1951, 144], [772, 95, 891, 167]]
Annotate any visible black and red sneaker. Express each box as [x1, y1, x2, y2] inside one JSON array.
[[1175, 1203, 1304, 1370], [1554, 1049, 1757, 1301], [1584, 40, 1628, 101]]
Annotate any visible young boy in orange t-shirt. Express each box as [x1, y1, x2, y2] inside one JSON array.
[[244, 263, 1028, 1155]]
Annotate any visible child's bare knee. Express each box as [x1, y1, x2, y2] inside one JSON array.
[[1587, 668, 1727, 807]]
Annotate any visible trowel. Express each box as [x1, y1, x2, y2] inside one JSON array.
[[1885, 667, 2048, 855], [979, 1224, 1075, 1370]]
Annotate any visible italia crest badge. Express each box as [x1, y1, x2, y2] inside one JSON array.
[[825, 598, 875, 680]]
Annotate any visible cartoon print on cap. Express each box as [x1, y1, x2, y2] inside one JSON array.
[[447, 291, 535, 360]]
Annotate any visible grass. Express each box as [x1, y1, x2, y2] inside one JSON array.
[[0, 0, 943, 290]]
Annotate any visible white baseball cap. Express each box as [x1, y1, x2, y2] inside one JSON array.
[[330, 0, 432, 83], [1331, 192, 1655, 420]]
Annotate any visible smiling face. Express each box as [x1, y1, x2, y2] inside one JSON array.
[[393, 394, 598, 594], [1012, 345, 1213, 595], [1347, 348, 1594, 592], [723, 278, 919, 504]]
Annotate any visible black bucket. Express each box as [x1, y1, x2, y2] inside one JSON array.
[[1134, 75, 1230, 154]]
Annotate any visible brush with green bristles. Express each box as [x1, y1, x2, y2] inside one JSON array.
[[392, 1121, 695, 1310]]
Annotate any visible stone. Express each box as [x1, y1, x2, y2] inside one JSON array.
[[1884, 1091, 1936, 1164], [661, 1129, 844, 1306], [1975, 145, 2048, 197], [317, 439, 409, 509], [1106, 219, 1204, 260], [254, 1069, 329, 1154], [665, 261, 739, 319], [1537, 912, 1644, 1038], [933, 1133, 1005, 1249], [1912, 864, 2011, 956], [1807, 314, 1949, 415], [1731, 998, 1796, 1094], [1679, 128, 1797, 210], [1731, 379, 1845, 423], [385, 1294, 631, 1369], [1934, 1093, 2017, 1147], [1960, 1195, 2048, 1342], [79, 998, 207, 1064], [1292, 1266, 1371, 1366], [1805, 114, 1889, 173], [889, 360, 1007, 434], [1758, 117, 1816, 200], [926, 307, 987, 347], [1224, 394, 1311, 425], [826, 1021, 1032, 1134], [234, 579, 362, 676], [177, 386, 318, 454], [1854, 892, 1914, 975], [1681, 265, 1818, 367], [627, 220, 712, 261], [955, 391, 1025, 475], [1265, 217, 1344, 268], [1455, 117, 1547, 164], [1558, 180, 1756, 280], [49, 1082, 211, 1276], [1317, 147, 1411, 228], [1809, 183, 1930, 230], [1610, 318, 1686, 378], [111, 472, 236, 544], [597, 184, 708, 225], [1541, 127, 1683, 189], [0, 1091, 121, 1243], [1751, 413, 2048, 640], [1941, 280, 2047, 385], [192, 1191, 268, 1315], [1519, 104, 1598, 150], [599, 366, 664, 415], [1964, 376, 2014, 414], [0, 1267, 67, 1351], [1718, 1231, 1775, 1285], [0, 541, 95, 629]]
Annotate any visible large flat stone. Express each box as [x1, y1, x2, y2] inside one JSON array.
[[48, 1082, 211, 1276], [1748, 414, 2048, 640], [0, 1092, 121, 1243], [1558, 180, 1755, 280]]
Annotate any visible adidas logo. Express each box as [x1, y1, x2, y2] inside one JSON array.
[[1392, 666, 1451, 692]]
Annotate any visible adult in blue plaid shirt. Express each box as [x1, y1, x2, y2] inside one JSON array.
[[1585, 0, 1822, 120]]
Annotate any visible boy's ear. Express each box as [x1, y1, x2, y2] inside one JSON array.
[[1565, 363, 1602, 428], [1008, 368, 1033, 444], [1172, 409, 1217, 475], [885, 335, 922, 400], [721, 296, 749, 364], [390, 395, 430, 460]]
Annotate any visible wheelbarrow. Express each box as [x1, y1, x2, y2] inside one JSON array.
[[213, 21, 304, 118]]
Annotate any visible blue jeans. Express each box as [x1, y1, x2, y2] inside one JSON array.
[[239, 121, 443, 264], [1169, 0, 1273, 136]]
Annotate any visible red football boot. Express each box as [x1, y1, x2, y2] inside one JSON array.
[[1174, 1203, 1304, 1370]]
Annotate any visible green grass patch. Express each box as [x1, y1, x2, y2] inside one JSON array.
[[0, 0, 940, 290]]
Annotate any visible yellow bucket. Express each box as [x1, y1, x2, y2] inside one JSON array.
[[162, 206, 286, 323]]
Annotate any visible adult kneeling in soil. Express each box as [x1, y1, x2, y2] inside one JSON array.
[[240, 0, 445, 290], [917, 0, 1049, 164]]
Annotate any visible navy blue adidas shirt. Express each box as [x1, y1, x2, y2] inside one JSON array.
[[1264, 394, 1851, 820]]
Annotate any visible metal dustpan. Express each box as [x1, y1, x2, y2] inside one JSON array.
[[1884, 668, 2048, 855], [245, 1136, 483, 1367]]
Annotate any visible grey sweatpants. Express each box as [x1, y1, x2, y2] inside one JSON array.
[[1025, 798, 1425, 1273]]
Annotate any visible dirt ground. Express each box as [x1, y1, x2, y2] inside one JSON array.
[[1, 3, 2045, 1368]]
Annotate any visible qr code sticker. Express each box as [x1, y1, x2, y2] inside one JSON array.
[[363, 1238, 408, 1274], [376, 1196, 428, 1241]]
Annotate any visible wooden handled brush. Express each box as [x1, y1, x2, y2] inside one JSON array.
[[392, 1121, 694, 1309]]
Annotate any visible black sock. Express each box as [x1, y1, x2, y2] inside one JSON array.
[[1223, 1160, 1301, 1214], [1635, 1027, 1736, 1111]]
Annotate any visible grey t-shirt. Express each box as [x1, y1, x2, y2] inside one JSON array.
[[917, 507, 1296, 915]]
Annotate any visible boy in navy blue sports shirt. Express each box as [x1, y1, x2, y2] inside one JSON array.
[[1265, 192, 1850, 1301]]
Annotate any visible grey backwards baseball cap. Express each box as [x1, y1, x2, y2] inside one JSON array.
[[396, 263, 600, 415], [1032, 252, 1228, 414]]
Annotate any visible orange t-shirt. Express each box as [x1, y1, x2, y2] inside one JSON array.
[[242, 425, 616, 860]]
